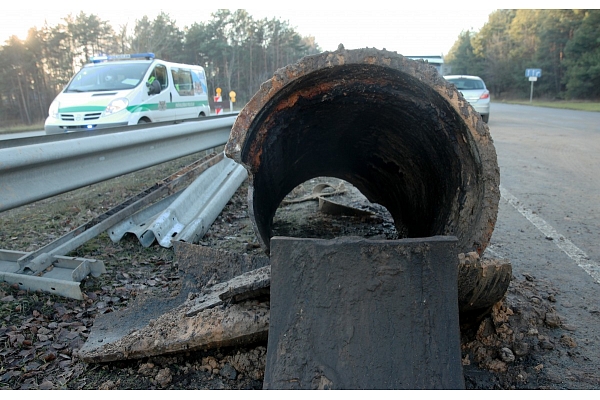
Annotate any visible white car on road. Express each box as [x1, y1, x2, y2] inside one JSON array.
[[444, 75, 490, 123]]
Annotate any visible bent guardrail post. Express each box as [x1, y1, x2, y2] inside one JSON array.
[[225, 46, 501, 389]]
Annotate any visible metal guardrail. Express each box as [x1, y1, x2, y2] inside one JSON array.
[[0, 250, 106, 300], [0, 119, 243, 300], [0, 115, 238, 213], [0, 151, 247, 300], [109, 157, 248, 248]]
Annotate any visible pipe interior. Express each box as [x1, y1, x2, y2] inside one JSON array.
[[241, 64, 482, 251]]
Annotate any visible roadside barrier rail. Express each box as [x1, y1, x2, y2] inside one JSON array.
[[0, 115, 237, 213]]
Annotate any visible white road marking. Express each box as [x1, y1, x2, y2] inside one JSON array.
[[500, 185, 600, 284]]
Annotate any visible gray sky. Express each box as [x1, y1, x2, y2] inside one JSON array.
[[1, 1, 592, 57]]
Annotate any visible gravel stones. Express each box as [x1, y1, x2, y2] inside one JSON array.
[[155, 367, 172, 388], [544, 311, 562, 328], [500, 347, 516, 363], [513, 342, 530, 357], [560, 335, 578, 348], [219, 363, 238, 380]]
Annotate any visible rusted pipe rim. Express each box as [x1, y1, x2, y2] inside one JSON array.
[[226, 45, 499, 255]]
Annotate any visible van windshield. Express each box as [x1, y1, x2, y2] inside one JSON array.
[[65, 61, 153, 92]]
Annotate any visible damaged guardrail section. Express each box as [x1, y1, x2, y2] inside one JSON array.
[[225, 45, 500, 255]]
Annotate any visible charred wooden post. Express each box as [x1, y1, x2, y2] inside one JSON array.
[[225, 46, 503, 389], [458, 252, 513, 328], [265, 236, 465, 389], [225, 45, 500, 256]]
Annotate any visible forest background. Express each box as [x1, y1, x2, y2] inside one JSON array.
[[1, 9, 598, 127]]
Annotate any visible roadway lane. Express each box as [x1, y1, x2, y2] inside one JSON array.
[[485, 103, 600, 388], [488, 103, 600, 270], [0, 130, 45, 140]]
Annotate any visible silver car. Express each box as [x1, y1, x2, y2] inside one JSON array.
[[444, 75, 490, 123]]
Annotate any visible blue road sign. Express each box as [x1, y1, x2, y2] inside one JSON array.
[[525, 69, 542, 78]]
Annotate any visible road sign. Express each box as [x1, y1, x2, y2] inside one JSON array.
[[214, 89, 223, 114], [529, 77, 538, 82], [525, 69, 542, 78]]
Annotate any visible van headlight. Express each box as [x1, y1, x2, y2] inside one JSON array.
[[48, 101, 59, 118], [104, 98, 129, 116]]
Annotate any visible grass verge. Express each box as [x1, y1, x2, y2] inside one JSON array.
[[497, 100, 600, 112], [0, 123, 44, 135]]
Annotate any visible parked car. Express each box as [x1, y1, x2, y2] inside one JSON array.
[[444, 75, 490, 123]]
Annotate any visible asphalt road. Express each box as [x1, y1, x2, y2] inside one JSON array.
[[0, 130, 45, 140], [485, 103, 600, 388]]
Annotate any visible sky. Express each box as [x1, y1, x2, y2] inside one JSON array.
[[1, 1, 596, 57]]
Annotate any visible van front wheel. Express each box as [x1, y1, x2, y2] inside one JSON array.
[[137, 118, 151, 124]]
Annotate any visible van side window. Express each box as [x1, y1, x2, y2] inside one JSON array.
[[148, 65, 168, 92], [191, 69, 207, 95], [171, 68, 194, 96]]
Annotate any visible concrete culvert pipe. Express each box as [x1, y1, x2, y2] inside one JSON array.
[[226, 45, 500, 255]]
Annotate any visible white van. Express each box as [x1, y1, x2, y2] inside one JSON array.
[[44, 53, 210, 134]]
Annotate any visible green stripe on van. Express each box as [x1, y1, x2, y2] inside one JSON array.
[[128, 100, 209, 113], [59, 106, 107, 113], [59, 100, 208, 114]]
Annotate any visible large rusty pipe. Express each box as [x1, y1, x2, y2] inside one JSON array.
[[226, 46, 500, 255]]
